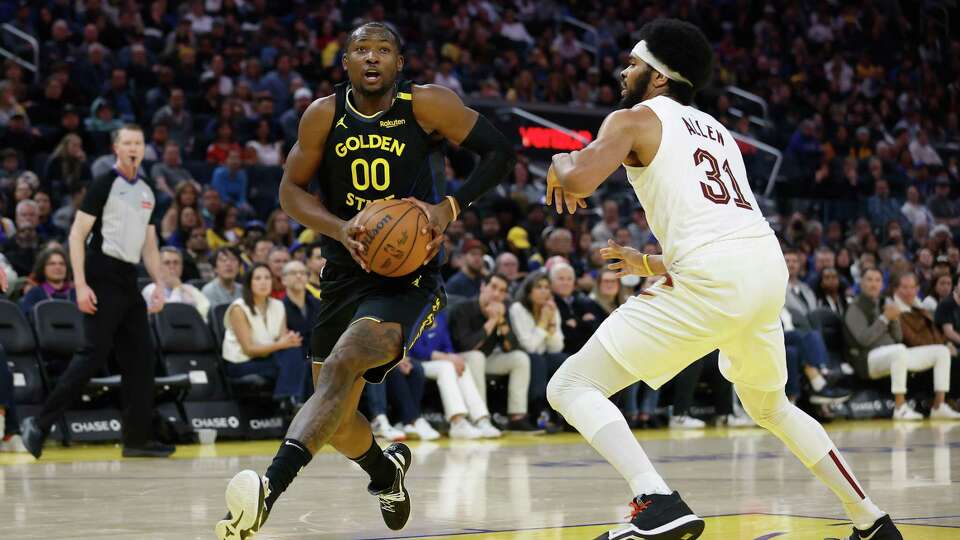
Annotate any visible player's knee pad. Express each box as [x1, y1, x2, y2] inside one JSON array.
[[739, 389, 791, 429], [545, 372, 570, 413], [547, 370, 623, 441], [739, 387, 832, 465]]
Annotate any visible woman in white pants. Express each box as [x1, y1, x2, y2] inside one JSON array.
[[409, 312, 501, 439]]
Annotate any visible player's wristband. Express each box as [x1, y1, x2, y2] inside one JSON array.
[[445, 195, 460, 221], [641, 254, 653, 275]]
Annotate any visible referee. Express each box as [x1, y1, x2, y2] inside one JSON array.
[[21, 124, 175, 459]]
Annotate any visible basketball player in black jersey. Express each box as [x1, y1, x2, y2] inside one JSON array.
[[216, 22, 516, 539]]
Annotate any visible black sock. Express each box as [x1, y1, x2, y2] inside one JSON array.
[[263, 438, 313, 511], [351, 435, 395, 491]]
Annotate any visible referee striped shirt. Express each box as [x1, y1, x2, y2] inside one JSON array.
[[80, 168, 156, 264]]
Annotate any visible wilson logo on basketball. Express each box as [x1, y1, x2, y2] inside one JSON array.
[[362, 215, 393, 246], [357, 199, 431, 277]]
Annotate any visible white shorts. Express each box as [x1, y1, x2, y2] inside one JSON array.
[[596, 234, 789, 392]]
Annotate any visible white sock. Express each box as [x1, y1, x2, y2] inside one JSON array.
[[590, 419, 671, 497], [810, 448, 884, 529], [810, 375, 826, 392]]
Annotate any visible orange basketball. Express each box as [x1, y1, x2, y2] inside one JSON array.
[[356, 199, 432, 277]]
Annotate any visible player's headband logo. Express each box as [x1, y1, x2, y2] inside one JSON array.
[[630, 40, 692, 87]]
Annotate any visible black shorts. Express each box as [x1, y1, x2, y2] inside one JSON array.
[[310, 265, 446, 383]]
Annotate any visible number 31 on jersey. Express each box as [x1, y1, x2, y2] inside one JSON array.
[[694, 148, 752, 211]]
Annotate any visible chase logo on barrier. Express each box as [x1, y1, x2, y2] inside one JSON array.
[[184, 401, 246, 437], [64, 409, 124, 442], [249, 417, 283, 430], [191, 416, 240, 429]]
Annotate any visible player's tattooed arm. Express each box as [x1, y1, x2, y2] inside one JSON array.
[[279, 96, 369, 271]]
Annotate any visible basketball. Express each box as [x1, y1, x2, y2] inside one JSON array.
[[356, 199, 431, 277]]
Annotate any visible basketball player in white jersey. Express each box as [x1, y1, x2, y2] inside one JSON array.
[[544, 19, 902, 540]]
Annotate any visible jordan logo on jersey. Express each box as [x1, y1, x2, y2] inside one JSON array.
[[336, 115, 348, 129]]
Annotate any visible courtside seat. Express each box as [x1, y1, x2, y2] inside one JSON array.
[[0, 299, 46, 404], [153, 303, 229, 401], [32, 300, 189, 398], [207, 302, 273, 399], [209, 303, 230, 350], [32, 300, 122, 396]]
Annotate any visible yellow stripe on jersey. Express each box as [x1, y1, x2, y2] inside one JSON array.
[[397, 92, 412, 100]]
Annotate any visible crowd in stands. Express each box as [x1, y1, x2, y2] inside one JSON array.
[[0, 0, 959, 446]]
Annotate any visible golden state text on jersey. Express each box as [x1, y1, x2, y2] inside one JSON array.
[[317, 80, 445, 269]]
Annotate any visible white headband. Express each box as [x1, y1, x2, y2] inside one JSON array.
[[631, 40, 692, 86]]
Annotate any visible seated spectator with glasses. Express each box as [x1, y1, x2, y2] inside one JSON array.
[[141, 246, 210, 322], [19, 246, 75, 317], [222, 263, 303, 400]]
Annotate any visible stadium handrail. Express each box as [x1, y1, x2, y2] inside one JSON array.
[[728, 131, 783, 198], [1, 23, 38, 80], [725, 86, 769, 122]]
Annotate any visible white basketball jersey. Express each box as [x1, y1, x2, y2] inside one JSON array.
[[624, 95, 773, 267]]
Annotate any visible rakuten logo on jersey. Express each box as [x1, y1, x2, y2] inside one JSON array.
[[192, 416, 240, 429]]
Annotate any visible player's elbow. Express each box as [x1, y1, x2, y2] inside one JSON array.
[[278, 178, 297, 214], [68, 221, 89, 245]]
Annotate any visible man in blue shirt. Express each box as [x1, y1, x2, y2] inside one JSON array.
[[211, 149, 251, 212]]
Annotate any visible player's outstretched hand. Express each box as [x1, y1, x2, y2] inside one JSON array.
[[403, 197, 454, 265], [338, 216, 369, 272], [600, 239, 660, 277], [545, 164, 587, 215]]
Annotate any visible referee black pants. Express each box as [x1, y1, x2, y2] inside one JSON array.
[[36, 254, 155, 446]]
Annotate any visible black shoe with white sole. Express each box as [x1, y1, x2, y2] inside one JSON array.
[[215, 470, 270, 540], [843, 514, 903, 540], [809, 385, 852, 405], [594, 491, 704, 540], [370, 442, 412, 530]]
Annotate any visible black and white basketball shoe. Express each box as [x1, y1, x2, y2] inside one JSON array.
[[594, 491, 704, 540], [370, 442, 413, 530]]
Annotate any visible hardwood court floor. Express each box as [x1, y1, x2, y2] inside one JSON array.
[[1, 421, 957, 539]]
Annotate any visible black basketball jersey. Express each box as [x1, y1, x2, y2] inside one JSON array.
[[317, 80, 445, 271]]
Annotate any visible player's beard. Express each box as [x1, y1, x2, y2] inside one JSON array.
[[620, 68, 653, 109]]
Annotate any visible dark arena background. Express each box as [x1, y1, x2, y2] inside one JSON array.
[[0, 1, 958, 538]]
